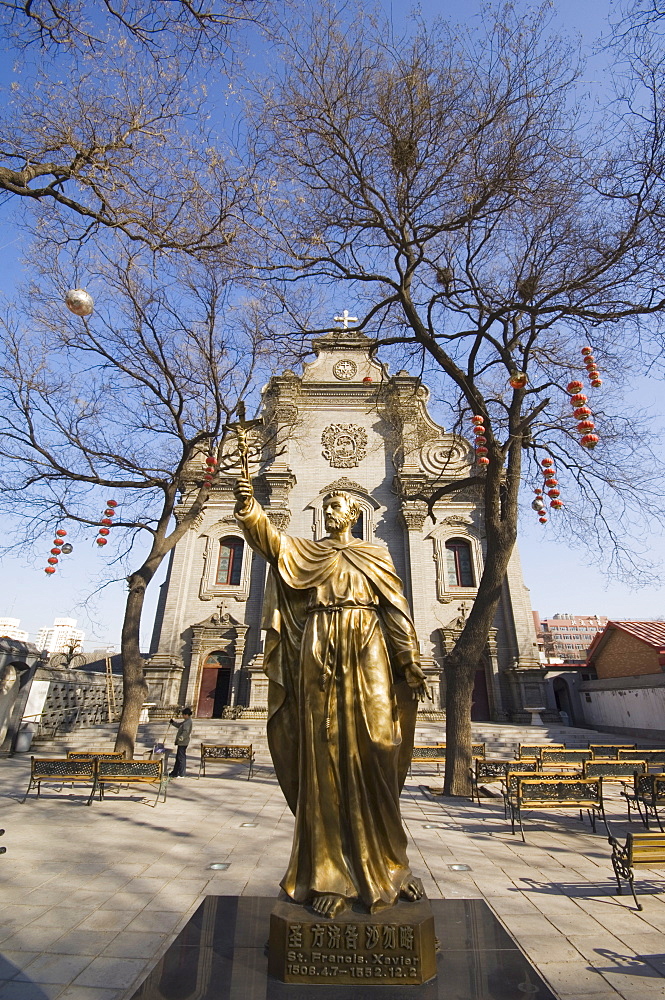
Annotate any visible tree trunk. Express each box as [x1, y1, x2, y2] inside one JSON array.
[[442, 665, 476, 795], [114, 570, 150, 758]]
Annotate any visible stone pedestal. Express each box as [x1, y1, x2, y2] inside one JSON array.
[[268, 896, 437, 986]]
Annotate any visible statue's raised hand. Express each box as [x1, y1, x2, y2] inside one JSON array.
[[234, 475, 254, 514]]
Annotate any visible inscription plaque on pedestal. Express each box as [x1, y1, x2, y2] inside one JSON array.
[[268, 897, 437, 986]]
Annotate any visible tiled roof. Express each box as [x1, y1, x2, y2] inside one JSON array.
[[605, 621, 665, 652]]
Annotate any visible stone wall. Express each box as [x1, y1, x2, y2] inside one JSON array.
[[579, 673, 665, 738], [24, 664, 123, 734]]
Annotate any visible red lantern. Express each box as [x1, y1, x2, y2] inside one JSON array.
[[509, 372, 528, 389], [475, 446, 488, 456], [50, 547, 62, 555], [583, 356, 596, 367], [567, 381, 584, 393], [47, 556, 58, 565], [590, 378, 602, 387], [544, 478, 558, 488], [107, 499, 118, 507], [474, 435, 487, 446], [56, 528, 67, 537], [472, 425, 486, 436], [98, 527, 110, 536], [45, 566, 56, 575], [96, 537, 108, 546], [577, 419, 595, 432], [363, 377, 373, 383], [471, 415, 484, 425], [541, 457, 554, 467], [581, 346, 593, 356], [477, 456, 490, 466], [574, 406, 592, 418], [206, 456, 217, 466], [533, 488, 542, 494], [570, 393, 587, 407], [581, 433, 599, 449], [586, 370, 600, 381], [539, 516, 548, 524], [550, 498, 563, 509], [547, 488, 560, 498], [100, 518, 113, 526], [104, 508, 115, 517]]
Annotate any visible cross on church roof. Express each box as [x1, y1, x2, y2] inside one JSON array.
[[333, 309, 358, 329]]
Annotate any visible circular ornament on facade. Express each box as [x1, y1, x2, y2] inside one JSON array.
[[420, 437, 472, 476], [333, 359, 357, 380]]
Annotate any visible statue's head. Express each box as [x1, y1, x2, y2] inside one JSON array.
[[322, 490, 361, 533]]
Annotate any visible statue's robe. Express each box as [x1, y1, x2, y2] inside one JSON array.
[[237, 499, 422, 912]]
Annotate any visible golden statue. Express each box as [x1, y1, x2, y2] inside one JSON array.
[[234, 476, 428, 919]]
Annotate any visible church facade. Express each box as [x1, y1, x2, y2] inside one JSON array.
[[147, 328, 548, 722]]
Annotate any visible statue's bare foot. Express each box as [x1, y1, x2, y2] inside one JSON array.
[[311, 894, 349, 919], [400, 876, 424, 901]]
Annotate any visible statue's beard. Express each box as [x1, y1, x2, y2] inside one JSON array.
[[325, 512, 354, 532]]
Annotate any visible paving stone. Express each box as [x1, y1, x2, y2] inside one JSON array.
[[45, 931, 115, 957], [100, 932, 167, 959], [0, 982, 64, 1000], [72, 957, 151, 989], [21, 953, 93, 985]]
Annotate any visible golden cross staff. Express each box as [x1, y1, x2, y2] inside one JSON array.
[[224, 401, 263, 480]]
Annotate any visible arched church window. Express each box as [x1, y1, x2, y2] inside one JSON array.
[[216, 536, 244, 586], [445, 538, 474, 587]]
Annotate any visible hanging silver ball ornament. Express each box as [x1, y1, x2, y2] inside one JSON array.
[[65, 288, 94, 317]]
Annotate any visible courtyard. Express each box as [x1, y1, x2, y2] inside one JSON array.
[[1, 733, 665, 1000]]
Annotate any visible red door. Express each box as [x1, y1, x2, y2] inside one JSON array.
[[196, 667, 219, 718]]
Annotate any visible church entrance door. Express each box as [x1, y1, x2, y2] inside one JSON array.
[[471, 667, 490, 721], [196, 652, 233, 718]]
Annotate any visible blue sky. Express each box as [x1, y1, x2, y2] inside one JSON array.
[[0, 0, 663, 650]]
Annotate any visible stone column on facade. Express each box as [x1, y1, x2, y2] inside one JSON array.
[[398, 496, 441, 710], [246, 653, 269, 712], [437, 626, 505, 722]]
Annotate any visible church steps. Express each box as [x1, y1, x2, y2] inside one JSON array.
[[27, 718, 660, 761]]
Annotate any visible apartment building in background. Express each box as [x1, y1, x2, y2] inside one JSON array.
[[35, 617, 85, 657], [534, 612, 608, 663]]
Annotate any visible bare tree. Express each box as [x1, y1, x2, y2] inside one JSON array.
[[0, 252, 276, 755], [0, 0, 276, 255], [252, 2, 665, 793], [0, 0, 272, 58]]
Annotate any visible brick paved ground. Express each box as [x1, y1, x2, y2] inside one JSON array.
[[1, 754, 664, 1000]]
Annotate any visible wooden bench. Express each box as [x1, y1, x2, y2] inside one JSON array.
[[609, 830, 665, 909], [411, 743, 485, 775], [199, 744, 254, 779], [509, 776, 605, 842], [470, 758, 537, 805], [540, 748, 592, 771], [619, 748, 665, 770], [518, 743, 564, 761], [622, 773, 665, 831], [94, 758, 167, 807], [67, 750, 126, 761], [589, 744, 636, 759], [23, 757, 96, 804], [504, 769, 571, 822], [583, 760, 647, 784]]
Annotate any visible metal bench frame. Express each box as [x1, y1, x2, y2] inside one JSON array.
[[609, 830, 665, 910], [540, 749, 593, 771], [198, 744, 255, 779], [518, 743, 563, 761], [583, 760, 647, 783], [622, 773, 665, 831], [67, 750, 126, 761], [589, 744, 636, 759]]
